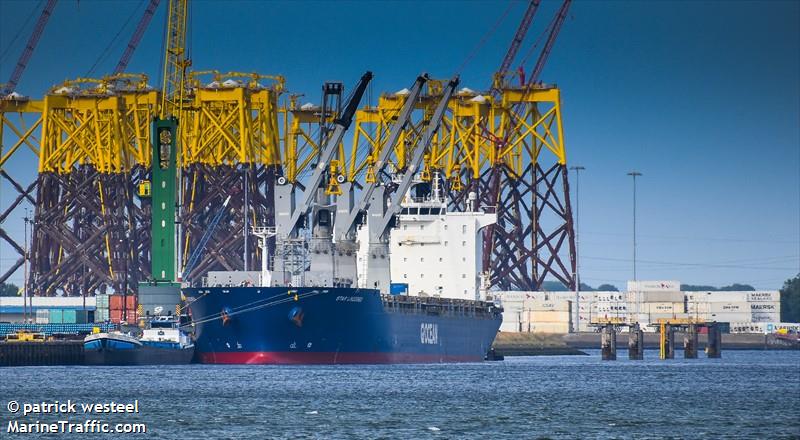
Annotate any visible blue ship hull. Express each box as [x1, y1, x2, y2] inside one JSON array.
[[185, 287, 502, 364]]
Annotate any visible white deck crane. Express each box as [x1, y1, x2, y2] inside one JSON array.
[[361, 76, 460, 292]]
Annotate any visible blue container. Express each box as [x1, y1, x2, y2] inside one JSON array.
[[389, 283, 408, 295]]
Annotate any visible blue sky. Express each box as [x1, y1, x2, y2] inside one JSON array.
[[1, 0, 798, 290]]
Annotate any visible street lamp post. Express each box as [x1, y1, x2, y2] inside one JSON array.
[[570, 165, 585, 332], [627, 171, 642, 322], [627, 171, 642, 281]]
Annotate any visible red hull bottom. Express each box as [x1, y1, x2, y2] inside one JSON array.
[[199, 351, 481, 364]]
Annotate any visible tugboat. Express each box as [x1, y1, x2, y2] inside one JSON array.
[[84, 315, 194, 365]]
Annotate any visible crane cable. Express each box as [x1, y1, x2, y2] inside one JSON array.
[[455, 0, 515, 75], [0, 0, 43, 64], [85, 0, 146, 77]]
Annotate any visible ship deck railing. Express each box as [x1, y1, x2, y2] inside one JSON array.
[[381, 294, 499, 319]]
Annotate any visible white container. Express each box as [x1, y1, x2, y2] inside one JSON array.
[[528, 322, 570, 333], [729, 322, 765, 333], [596, 292, 627, 302], [707, 312, 751, 323], [685, 291, 749, 303], [709, 302, 749, 313], [500, 321, 521, 333], [751, 312, 780, 323], [641, 302, 684, 314], [528, 310, 572, 323], [747, 291, 780, 302], [628, 291, 684, 303], [524, 299, 570, 312], [750, 302, 779, 312], [627, 280, 680, 292]]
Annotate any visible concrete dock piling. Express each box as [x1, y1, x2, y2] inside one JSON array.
[[628, 324, 644, 360], [684, 324, 698, 359], [601, 325, 617, 360], [707, 323, 722, 358]]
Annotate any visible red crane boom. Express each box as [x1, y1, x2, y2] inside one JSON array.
[[113, 0, 161, 75], [528, 0, 571, 84], [3, 0, 58, 95], [497, 0, 540, 77]]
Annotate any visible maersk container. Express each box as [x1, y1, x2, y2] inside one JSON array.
[[707, 312, 751, 323], [685, 291, 749, 303], [751, 312, 780, 323], [747, 291, 780, 302], [750, 302, 779, 312], [389, 283, 408, 295]]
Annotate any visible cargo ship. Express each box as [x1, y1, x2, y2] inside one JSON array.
[[185, 286, 501, 364], [183, 74, 502, 364], [185, 170, 503, 364]]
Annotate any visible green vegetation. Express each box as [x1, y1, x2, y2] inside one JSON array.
[[780, 274, 800, 323], [0, 282, 20, 297], [595, 284, 619, 292]]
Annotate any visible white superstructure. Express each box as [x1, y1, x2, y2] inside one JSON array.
[[356, 178, 496, 301]]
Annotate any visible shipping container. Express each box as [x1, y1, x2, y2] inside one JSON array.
[[499, 321, 521, 333], [685, 291, 749, 303], [48, 309, 63, 324], [638, 302, 684, 314], [706, 312, 751, 323], [627, 291, 684, 303], [95, 294, 110, 308], [627, 280, 680, 292], [524, 299, 570, 312], [750, 302, 779, 312], [747, 291, 780, 302], [751, 313, 780, 323], [109, 295, 137, 311], [94, 309, 109, 323], [528, 322, 570, 333], [596, 292, 626, 302], [35, 309, 49, 324], [109, 309, 138, 325], [61, 309, 77, 324], [528, 310, 572, 323]]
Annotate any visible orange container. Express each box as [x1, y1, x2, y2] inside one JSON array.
[[110, 309, 138, 325], [109, 295, 137, 311]]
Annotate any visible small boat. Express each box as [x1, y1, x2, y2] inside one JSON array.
[[84, 316, 194, 365]]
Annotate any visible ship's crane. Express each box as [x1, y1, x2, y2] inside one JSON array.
[[277, 71, 373, 239], [113, 0, 161, 75], [181, 196, 232, 279], [527, 0, 571, 84], [333, 74, 429, 243], [491, 0, 539, 95], [1, 0, 57, 96], [371, 76, 460, 240]]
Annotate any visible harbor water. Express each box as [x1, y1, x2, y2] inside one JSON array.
[[1, 350, 798, 438]]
